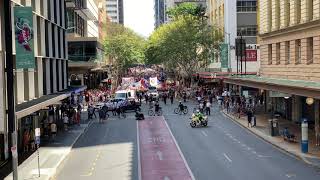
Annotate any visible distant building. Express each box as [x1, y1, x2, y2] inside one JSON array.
[[207, 0, 259, 73], [66, 0, 108, 89], [106, 0, 124, 24]]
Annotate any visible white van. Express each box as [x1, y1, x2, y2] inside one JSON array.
[[114, 90, 136, 101]]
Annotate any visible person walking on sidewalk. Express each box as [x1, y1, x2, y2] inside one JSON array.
[[23, 129, 30, 152], [247, 108, 253, 127], [63, 114, 69, 131], [51, 121, 57, 141], [170, 94, 174, 104]]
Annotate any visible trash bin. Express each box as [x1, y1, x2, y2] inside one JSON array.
[[273, 119, 279, 136], [269, 119, 274, 136]]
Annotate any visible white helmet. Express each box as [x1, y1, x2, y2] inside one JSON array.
[[196, 110, 200, 113]]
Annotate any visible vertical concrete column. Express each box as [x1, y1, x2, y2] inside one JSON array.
[[48, 23, 53, 58], [24, 68, 35, 101], [271, 0, 280, 30], [280, 0, 286, 28], [45, 59, 51, 95], [314, 99, 320, 140], [52, 59, 57, 93], [40, 18, 46, 57], [15, 69, 25, 104], [63, 60, 68, 89], [58, 59, 63, 91], [292, 95, 301, 123], [43, 0, 48, 19], [280, 42, 286, 64], [300, 0, 309, 23], [61, 0, 66, 28], [56, 0, 61, 26], [33, 14, 38, 57], [290, 0, 297, 25], [272, 44, 277, 64], [35, 57, 43, 98]]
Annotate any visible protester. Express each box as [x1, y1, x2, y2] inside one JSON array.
[[51, 121, 57, 141], [63, 114, 69, 131], [205, 101, 211, 116]]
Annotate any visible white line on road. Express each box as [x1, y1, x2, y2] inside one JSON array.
[[164, 176, 171, 180], [201, 130, 208, 137], [163, 118, 196, 180], [136, 121, 142, 180], [223, 153, 232, 163]]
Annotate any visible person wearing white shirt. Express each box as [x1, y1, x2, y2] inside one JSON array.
[[206, 101, 211, 115]]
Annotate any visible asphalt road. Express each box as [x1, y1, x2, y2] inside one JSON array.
[[54, 100, 320, 180]]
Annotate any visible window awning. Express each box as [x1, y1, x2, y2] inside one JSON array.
[[16, 86, 87, 119], [225, 75, 320, 99]]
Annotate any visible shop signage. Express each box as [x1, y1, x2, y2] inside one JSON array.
[[269, 91, 291, 98], [220, 43, 228, 68], [14, 7, 35, 69], [245, 50, 257, 61]]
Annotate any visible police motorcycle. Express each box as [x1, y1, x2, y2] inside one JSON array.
[[190, 110, 208, 128]]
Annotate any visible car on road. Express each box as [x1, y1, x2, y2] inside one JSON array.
[[147, 86, 159, 99]]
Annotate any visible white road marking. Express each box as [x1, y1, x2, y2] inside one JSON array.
[[136, 121, 142, 180], [164, 176, 171, 180], [201, 130, 208, 137], [163, 118, 196, 180], [285, 174, 296, 178], [257, 155, 272, 158], [223, 153, 232, 163], [157, 150, 164, 160], [252, 151, 257, 154]]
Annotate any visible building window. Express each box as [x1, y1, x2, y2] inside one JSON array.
[[237, 1, 257, 12], [285, 41, 290, 64], [295, 39, 301, 64], [276, 43, 280, 64], [307, 37, 313, 64], [268, 44, 272, 64], [237, 26, 257, 36], [284, 0, 290, 27], [296, 0, 301, 24], [308, 0, 313, 21]]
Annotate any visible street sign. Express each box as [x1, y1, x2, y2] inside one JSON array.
[[35, 128, 40, 137], [35, 136, 40, 145]]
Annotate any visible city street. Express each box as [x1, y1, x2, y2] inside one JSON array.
[[54, 100, 320, 180]]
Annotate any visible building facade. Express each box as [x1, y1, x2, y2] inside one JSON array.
[[67, 0, 107, 89], [225, 0, 320, 151], [0, 0, 85, 163], [106, 0, 124, 24], [154, 0, 166, 28], [207, 0, 260, 73]]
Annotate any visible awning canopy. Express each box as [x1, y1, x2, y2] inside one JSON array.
[[16, 86, 87, 119], [225, 75, 320, 99]]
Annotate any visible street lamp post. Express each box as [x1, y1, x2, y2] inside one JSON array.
[[4, 1, 19, 179]]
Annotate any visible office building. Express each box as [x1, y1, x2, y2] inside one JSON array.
[[106, 0, 124, 24]]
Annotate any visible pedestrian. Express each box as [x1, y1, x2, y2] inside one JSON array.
[[197, 96, 201, 104], [63, 114, 69, 131], [51, 121, 57, 141], [29, 129, 35, 151], [23, 129, 30, 152], [145, 94, 149, 104], [206, 101, 211, 116], [247, 108, 253, 127], [170, 94, 174, 104], [163, 93, 167, 105], [98, 108, 105, 123]]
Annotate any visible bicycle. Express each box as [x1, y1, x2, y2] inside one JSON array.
[[174, 106, 188, 115], [148, 108, 163, 116]]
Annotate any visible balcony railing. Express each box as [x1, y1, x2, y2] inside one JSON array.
[[69, 54, 97, 62]]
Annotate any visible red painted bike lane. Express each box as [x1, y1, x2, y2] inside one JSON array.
[[138, 116, 194, 180]]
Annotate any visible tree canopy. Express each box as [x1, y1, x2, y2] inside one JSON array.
[[145, 3, 222, 79], [167, 2, 206, 20], [104, 22, 146, 71]]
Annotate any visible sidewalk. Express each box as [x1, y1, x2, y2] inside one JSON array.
[[1, 113, 94, 180], [222, 109, 320, 168]]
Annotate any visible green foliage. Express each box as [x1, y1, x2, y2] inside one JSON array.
[[167, 2, 206, 20], [104, 23, 146, 71], [145, 15, 222, 78]]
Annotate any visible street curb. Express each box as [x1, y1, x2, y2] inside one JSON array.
[[221, 110, 320, 169], [49, 119, 94, 180]]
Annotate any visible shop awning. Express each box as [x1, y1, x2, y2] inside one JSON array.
[[224, 75, 320, 99], [16, 86, 87, 119]]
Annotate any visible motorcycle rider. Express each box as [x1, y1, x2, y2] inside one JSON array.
[[192, 110, 204, 124]]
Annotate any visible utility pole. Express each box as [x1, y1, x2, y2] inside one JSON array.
[[4, 0, 19, 179]]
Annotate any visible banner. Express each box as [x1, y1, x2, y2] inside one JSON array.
[[121, 77, 134, 85], [149, 77, 158, 87], [14, 7, 35, 69], [220, 43, 228, 68]]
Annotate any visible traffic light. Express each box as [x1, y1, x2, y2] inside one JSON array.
[[107, 79, 112, 89]]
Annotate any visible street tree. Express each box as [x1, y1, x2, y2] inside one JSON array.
[[146, 3, 222, 87], [104, 22, 146, 86]]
